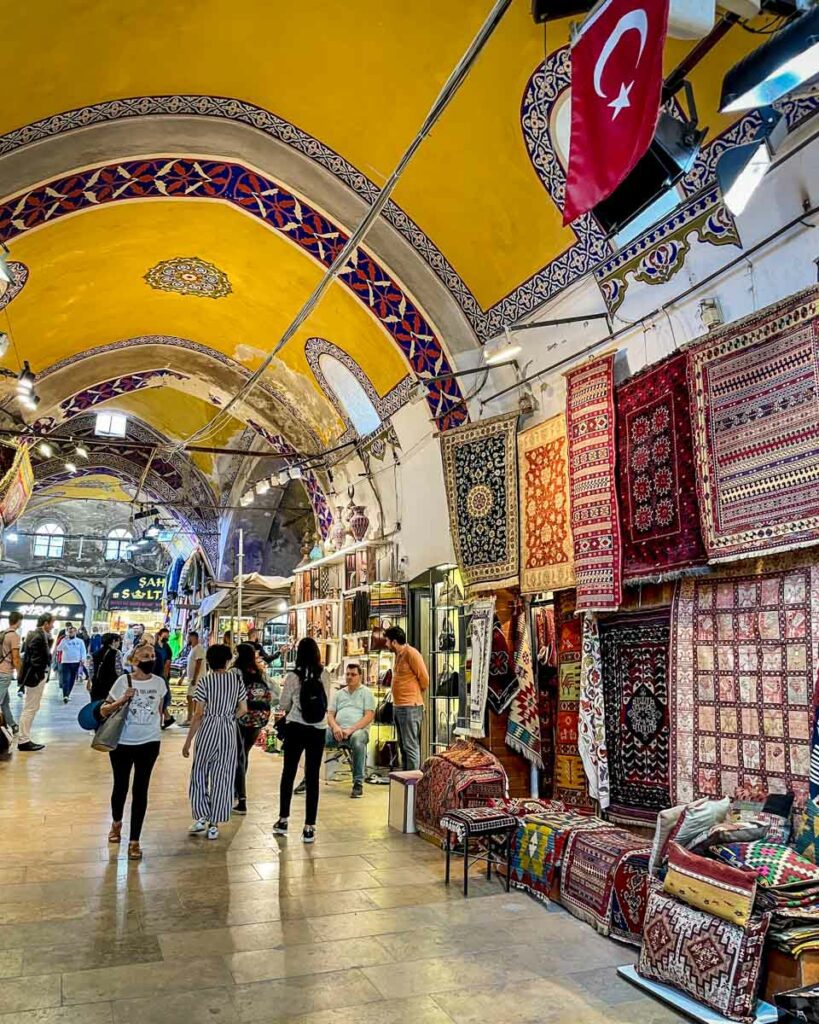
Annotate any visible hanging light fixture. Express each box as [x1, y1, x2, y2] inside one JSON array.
[[0, 333, 9, 359], [288, 466, 303, 480], [0, 244, 15, 287], [277, 469, 290, 486], [16, 362, 34, 394], [38, 440, 54, 458], [255, 478, 270, 496], [64, 460, 77, 473], [716, 107, 786, 215], [74, 440, 89, 459], [483, 326, 522, 366], [17, 392, 39, 411], [720, 5, 819, 113]]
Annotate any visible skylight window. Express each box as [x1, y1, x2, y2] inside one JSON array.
[[95, 411, 128, 437]]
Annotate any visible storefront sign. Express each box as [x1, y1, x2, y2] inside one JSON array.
[[107, 574, 164, 611]]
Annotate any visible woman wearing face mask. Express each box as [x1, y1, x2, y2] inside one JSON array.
[[101, 634, 168, 860], [233, 643, 278, 815]]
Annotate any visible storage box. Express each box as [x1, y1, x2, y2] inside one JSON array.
[[389, 770, 423, 833]]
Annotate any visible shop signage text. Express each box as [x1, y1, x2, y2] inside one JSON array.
[[108, 575, 165, 611]]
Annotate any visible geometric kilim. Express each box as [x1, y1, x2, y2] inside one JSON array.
[[669, 559, 819, 806], [638, 882, 771, 1024], [518, 413, 575, 594], [600, 613, 671, 818], [687, 285, 819, 561], [616, 351, 707, 582], [554, 591, 592, 809], [565, 353, 622, 611], [712, 841, 819, 890], [440, 412, 519, 592]]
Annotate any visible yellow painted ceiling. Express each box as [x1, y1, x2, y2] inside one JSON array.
[[0, 2, 773, 310], [30, 474, 136, 506], [3, 200, 407, 400]]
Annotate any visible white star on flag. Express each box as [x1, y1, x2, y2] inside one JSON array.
[[608, 81, 634, 119]]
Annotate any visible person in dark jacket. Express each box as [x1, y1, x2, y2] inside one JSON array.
[[18, 612, 54, 751], [233, 643, 276, 815], [90, 633, 123, 702], [154, 628, 175, 729]]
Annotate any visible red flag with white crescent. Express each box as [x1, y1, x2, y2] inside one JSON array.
[[563, 0, 670, 226]]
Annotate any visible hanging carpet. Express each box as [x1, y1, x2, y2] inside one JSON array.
[[687, 285, 819, 562], [616, 350, 707, 583], [487, 616, 517, 715], [670, 556, 819, 806], [554, 592, 592, 810], [518, 413, 575, 594], [578, 613, 610, 810], [600, 613, 671, 824], [506, 605, 543, 768], [455, 597, 495, 739], [439, 412, 519, 591], [565, 353, 622, 612]]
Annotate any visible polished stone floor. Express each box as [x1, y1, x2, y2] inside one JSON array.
[[0, 681, 682, 1024]]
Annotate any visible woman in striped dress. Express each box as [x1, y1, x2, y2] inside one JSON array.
[[182, 644, 247, 840]]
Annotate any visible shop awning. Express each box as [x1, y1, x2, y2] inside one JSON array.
[[197, 590, 230, 618], [233, 573, 293, 591]]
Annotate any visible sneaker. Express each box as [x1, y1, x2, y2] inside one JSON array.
[[351, 782, 363, 799], [188, 818, 208, 835], [161, 716, 176, 730], [207, 825, 219, 841], [234, 799, 247, 815], [63, 697, 69, 704], [294, 780, 306, 795], [302, 826, 316, 844], [271, 818, 289, 835], [17, 741, 45, 751]]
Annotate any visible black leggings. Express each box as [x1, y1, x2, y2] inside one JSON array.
[[109, 741, 160, 841], [279, 722, 325, 826], [235, 725, 262, 800]]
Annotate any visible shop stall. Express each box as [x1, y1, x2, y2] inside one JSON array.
[[0, 574, 88, 635], [102, 573, 165, 635]]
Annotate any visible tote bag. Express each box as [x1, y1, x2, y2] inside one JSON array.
[[91, 703, 128, 752]]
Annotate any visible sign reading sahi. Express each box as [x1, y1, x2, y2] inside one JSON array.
[[107, 575, 165, 610]]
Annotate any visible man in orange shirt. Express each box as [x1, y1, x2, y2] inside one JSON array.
[[385, 626, 429, 770]]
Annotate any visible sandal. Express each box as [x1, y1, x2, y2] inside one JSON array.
[[108, 821, 122, 843], [127, 841, 143, 861]]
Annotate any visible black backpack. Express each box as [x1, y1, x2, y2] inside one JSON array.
[[298, 669, 327, 724]]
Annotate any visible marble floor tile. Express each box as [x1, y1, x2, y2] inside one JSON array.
[[233, 968, 383, 1022], [157, 918, 315, 959], [0, 1004, 114, 1024], [62, 956, 234, 1004], [226, 934, 394, 984], [0, 973, 63, 1013], [112, 987, 240, 1024]]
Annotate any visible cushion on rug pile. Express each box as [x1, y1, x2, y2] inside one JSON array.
[[663, 841, 758, 928], [713, 841, 819, 890], [793, 798, 819, 865]]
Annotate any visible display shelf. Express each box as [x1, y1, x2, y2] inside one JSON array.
[[289, 598, 342, 612], [294, 540, 379, 572]]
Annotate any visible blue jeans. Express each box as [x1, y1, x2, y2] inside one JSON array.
[[60, 662, 80, 699], [325, 727, 369, 783], [0, 673, 16, 729], [393, 705, 424, 770]]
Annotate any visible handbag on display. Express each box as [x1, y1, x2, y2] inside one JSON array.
[[436, 671, 460, 698], [370, 619, 391, 653], [378, 668, 393, 689], [438, 617, 456, 652], [375, 693, 394, 726], [375, 739, 399, 768]]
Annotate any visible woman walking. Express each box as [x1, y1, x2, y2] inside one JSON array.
[[101, 635, 167, 860], [233, 643, 277, 815], [90, 633, 123, 702], [183, 644, 246, 840], [272, 638, 329, 843]]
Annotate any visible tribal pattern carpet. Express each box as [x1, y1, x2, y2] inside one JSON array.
[[506, 605, 543, 768], [518, 413, 575, 594], [578, 613, 610, 809], [688, 285, 819, 561], [509, 811, 606, 904], [487, 617, 517, 715], [600, 614, 671, 820], [565, 353, 622, 611], [611, 850, 651, 946], [616, 351, 707, 582], [554, 592, 592, 809], [670, 559, 819, 805], [440, 413, 519, 591], [456, 597, 496, 739]]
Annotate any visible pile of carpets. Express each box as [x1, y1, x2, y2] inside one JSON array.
[[414, 740, 507, 843], [508, 808, 604, 904]]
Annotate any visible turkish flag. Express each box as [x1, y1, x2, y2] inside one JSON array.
[[563, 0, 670, 226]]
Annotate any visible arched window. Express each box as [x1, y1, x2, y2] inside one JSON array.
[[318, 353, 381, 437], [105, 528, 133, 561], [33, 522, 65, 559]]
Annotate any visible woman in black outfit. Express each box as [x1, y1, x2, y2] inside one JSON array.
[[90, 633, 123, 702], [233, 642, 276, 815]]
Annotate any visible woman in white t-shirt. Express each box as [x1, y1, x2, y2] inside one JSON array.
[[100, 636, 168, 860]]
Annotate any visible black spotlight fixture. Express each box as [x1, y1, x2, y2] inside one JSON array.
[[720, 4, 819, 113], [531, 1, 594, 24]]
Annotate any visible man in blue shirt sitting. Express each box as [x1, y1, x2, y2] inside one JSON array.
[[326, 663, 375, 799]]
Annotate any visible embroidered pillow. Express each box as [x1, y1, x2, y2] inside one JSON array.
[[663, 841, 757, 928], [793, 798, 819, 865], [648, 802, 691, 876], [754, 810, 791, 845], [639, 882, 770, 1024], [713, 841, 819, 889], [689, 818, 770, 854], [668, 796, 731, 851]]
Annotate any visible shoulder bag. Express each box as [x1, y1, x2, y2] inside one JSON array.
[[91, 674, 131, 752]]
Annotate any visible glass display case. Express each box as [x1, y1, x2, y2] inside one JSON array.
[[425, 565, 467, 756]]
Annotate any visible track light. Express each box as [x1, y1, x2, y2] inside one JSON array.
[[0, 245, 14, 286], [17, 392, 39, 411], [64, 460, 77, 474], [38, 441, 54, 458], [288, 466, 303, 480], [717, 107, 786, 215], [74, 442, 89, 459], [0, 333, 9, 359], [720, 6, 819, 113], [16, 362, 34, 394], [484, 326, 522, 366], [146, 522, 159, 538], [277, 469, 290, 486], [255, 478, 270, 496]]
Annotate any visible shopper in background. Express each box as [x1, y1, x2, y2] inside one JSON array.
[[89, 626, 103, 656], [101, 635, 167, 860], [326, 662, 375, 798], [247, 626, 273, 665], [272, 637, 329, 843], [0, 611, 23, 735], [384, 625, 428, 770], [181, 630, 206, 727], [183, 644, 246, 840], [55, 625, 87, 704], [233, 643, 276, 814], [154, 627, 175, 729], [90, 633, 123, 702], [17, 613, 54, 752]]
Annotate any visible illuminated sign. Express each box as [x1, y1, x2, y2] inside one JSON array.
[[107, 574, 165, 611]]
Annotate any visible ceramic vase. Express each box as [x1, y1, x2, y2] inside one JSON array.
[[331, 506, 348, 551], [348, 505, 370, 542]]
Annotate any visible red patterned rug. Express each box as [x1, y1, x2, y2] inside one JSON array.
[[616, 351, 707, 582], [565, 353, 622, 611], [688, 286, 819, 561], [554, 591, 592, 810], [670, 558, 819, 806]]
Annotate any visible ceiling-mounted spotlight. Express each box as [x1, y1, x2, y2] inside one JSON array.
[[134, 506, 159, 520], [146, 522, 160, 538], [255, 478, 270, 496], [15, 361, 34, 394], [38, 441, 54, 458], [484, 326, 522, 366], [64, 460, 77, 474], [239, 491, 254, 507], [0, 244, 15, 286], [720, 6, 819, 113], [409, 380, 428, 405], [277, 469, 290, 486], [288, 466, 303, 480], [0, 333, 9, 359], [716, 107, 786, 215], [17, 392, 39, 411], [74, 442, 89, 459]]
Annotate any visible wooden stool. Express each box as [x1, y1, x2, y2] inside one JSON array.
[[440, 807, 519, 897]]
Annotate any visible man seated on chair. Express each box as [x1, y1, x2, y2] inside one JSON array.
[[326, 663, 375, 800]]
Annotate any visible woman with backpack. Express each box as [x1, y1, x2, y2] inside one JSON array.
[[233, 642, 277, 815], [272, 637, 330, 843], [89, 633, 123, 702]]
